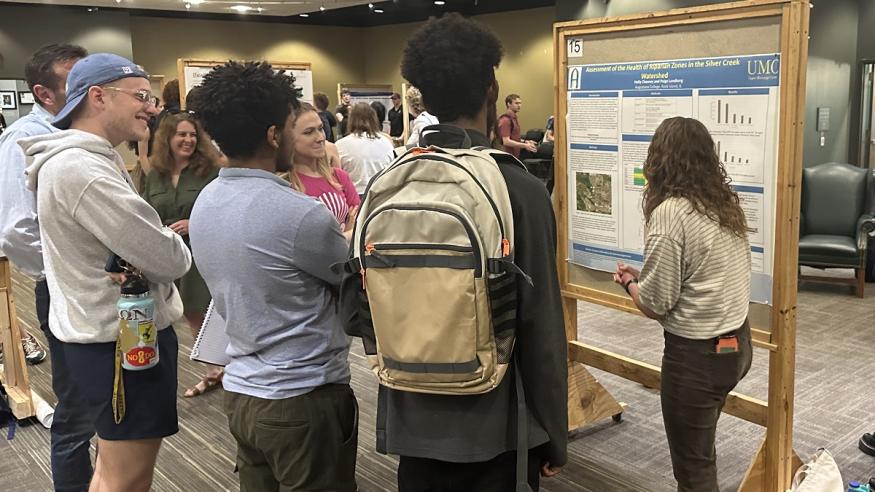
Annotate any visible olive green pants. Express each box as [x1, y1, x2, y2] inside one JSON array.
[[224, 384, 358, 491]]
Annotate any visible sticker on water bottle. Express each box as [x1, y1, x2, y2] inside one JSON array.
[[118, 319, 159, 370]]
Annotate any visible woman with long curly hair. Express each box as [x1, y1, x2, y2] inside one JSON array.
[[143, 112, 222, 397], [612, 117, 753, 492]]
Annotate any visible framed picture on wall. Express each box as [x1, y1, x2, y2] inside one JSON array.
[[0, 91, 16, 110], [18, 91, 34, 105]]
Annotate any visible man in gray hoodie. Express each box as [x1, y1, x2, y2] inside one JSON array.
[[0, 42, 94, 492], [20, 53, 191, 492]]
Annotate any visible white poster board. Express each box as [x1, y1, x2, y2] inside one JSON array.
[[339, 84, 395, 132], [565, 53, 780, 304], [179, 59, 313, 107]]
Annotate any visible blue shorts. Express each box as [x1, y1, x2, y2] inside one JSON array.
[[58, 327, 179, 440]]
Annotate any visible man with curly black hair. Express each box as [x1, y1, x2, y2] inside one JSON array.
[[343, 13, 567, 492], [187, 61, 358, 491]]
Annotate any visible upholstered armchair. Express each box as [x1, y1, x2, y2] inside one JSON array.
[[799, 162, 875, 297]]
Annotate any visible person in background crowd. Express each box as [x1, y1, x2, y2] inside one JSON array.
[[405, 86, 439, 147], [336, 102, 394, 198], [314, 91, 337, 142], [343, 14, 568, 491], [387, 91, 409, 139], [188, 61, 358, 492], [612, 116, 752, 492], [498, 93, 537, 158], [370, 100, 390, 135], [289, 103, 360, 240], [142, 112, 222, 397], [544, 115, 555, 143], [144, 79, 181, 159], [21, 52, 191, 492], [335, 88, 352, 138], [0, 112, 7, 135], [157, 79, 181, 125], [0, 42, 93, 492]]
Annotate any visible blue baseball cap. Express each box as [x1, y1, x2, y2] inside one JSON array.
[[52, 53, 149, 130]]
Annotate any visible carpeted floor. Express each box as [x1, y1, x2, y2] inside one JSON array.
[[1, 266, 873, 491]]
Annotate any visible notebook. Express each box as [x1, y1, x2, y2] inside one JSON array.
[[190, 301, 231, 366]]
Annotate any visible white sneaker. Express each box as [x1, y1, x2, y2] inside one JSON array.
[[21, 333, 47, 365]]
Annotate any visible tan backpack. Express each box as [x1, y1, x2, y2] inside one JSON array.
[[350, 132, 530, 396]]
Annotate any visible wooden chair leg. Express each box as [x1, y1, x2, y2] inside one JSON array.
[[856, 267, 865, 298]]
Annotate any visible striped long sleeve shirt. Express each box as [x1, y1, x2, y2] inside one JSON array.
[[637, 197, 751, 339]]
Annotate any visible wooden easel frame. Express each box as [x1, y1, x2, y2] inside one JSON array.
[[401, 82, 411, 145], [0, 257, 35, 419], [553, 1, 809, 490], [177, 58, 312, 109]]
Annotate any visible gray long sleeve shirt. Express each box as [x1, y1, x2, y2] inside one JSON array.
[[189, 167, 351, 400]]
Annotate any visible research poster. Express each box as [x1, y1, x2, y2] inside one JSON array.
[[183, 65, 313, 104], [348, 91, 395, 127], [566, 53, 779, 304]]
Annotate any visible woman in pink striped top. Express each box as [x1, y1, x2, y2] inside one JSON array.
[[289, 103, 360, 240]]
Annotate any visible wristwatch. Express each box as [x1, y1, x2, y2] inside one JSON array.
[[622, 277, 638, 295]]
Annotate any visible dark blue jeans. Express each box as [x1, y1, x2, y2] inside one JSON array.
[[36, 280, 96, 492]]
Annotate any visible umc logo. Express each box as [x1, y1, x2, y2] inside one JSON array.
[[747, 58, 779, 76]]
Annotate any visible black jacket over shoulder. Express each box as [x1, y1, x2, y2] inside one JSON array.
[[340, 126, 568, 467]]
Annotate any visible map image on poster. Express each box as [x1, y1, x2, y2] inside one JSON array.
[[565, 53, 780, 304], [576, 173, 612, 214]]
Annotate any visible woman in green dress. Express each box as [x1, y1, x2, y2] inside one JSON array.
[[143, 112, 221, 397]]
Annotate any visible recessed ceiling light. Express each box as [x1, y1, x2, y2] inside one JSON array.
[[86, 7, 98, 11], [368, 3, 374, 8], [230, 4, 251, 12], [434, 0, 445, 5], [299, 12, 309, 17], [374, 8, 384, 13], [256, 6, 263, 12], [319, 5, 325, 11], [115, 0, 121, 4], [188, 0, 204, 5]]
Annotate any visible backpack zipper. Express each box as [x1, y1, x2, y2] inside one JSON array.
[[374, 243, 473, 253], [368, 243, 474, 268], [361, 205, 483, 277]]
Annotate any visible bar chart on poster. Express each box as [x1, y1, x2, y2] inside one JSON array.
[[565, 53, 780, 303]]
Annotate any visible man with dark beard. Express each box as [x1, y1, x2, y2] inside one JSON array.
[[187, 61, 358, 491]]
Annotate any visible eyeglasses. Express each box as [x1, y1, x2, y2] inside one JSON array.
[[103, 86, 159, 107]]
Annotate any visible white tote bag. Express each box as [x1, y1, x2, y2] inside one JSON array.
[[788, 449, 844, 492]]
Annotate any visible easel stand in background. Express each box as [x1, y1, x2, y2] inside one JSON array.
[[555, 1, 810, 490], [0, 256, 35, 419]]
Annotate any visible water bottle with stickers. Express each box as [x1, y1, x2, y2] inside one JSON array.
[[117, 274, 159, 370]]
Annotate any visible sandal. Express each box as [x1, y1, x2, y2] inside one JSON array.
[[184, 371, 223, 398]]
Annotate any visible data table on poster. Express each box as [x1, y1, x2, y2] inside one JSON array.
[[566, 53, 780, 304]]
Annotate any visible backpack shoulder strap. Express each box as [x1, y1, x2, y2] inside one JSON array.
[[472, 146, 529, 173]]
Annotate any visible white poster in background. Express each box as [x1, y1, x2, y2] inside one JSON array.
[[284, 69, 313, 104], [348, 91, 395, 128], [183, 65, 314, 104], [566, 53, 780, 304]]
